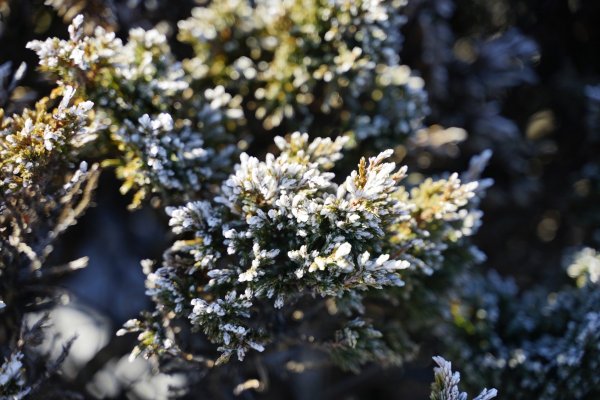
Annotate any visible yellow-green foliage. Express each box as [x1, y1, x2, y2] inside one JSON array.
[[28, 16, 242, 208], [179, 0, 427, 144]]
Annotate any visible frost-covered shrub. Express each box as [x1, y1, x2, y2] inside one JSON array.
[[178, 0, 428, 146], [28, 16, 243, 208], [120, 132, 485, 373], [17, 10, 494, 391], [444, 248, 600, 399], [0, 86, 98, 397], [4, 2, 588, 398]]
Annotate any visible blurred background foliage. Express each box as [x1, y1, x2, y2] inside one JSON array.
[[1, 0, 600, 399]]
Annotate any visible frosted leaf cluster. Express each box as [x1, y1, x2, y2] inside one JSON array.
[[567, 247, 600, 287], [0, 352, 30, 399], [178, 0, 428, 145], [445, 249, 600, 399], [0, 86, 92, 193], [124, 133, 484, 368], [28, 16, 242, 207], [430, 356, 497, 400]]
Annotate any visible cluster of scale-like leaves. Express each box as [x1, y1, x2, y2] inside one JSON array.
[[121, 133, 484, 371], [0, 351, 28, 399], [0, 86, 98, 284], [443, 248, 600, 399], [429, 356, 497, 400], [0, 87, 98, 398], [178, 0, 428, 146], [0, 86, 93, 193], [27, 15, 243, 208]]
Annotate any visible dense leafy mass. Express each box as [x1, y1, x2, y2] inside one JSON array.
[[120, 132, 484, 370], [27, 15, 243, 208], [179, 0, 428, 146]]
